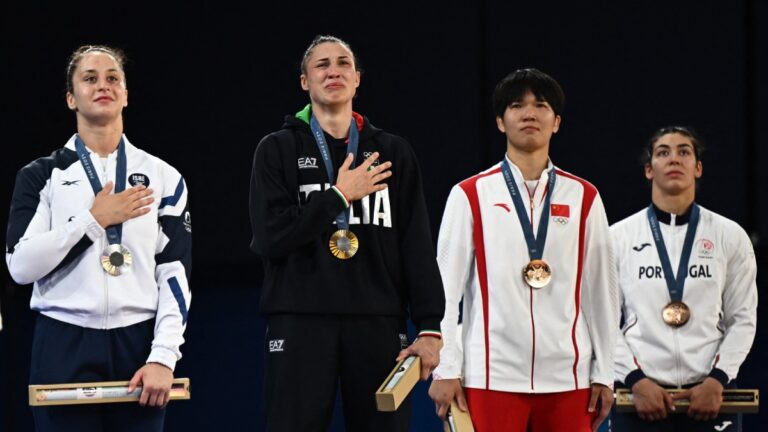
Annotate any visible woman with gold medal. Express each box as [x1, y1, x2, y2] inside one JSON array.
[[250, 35, 445, 431], [611, 126, 757, 431], [6, 45, 192, 431]]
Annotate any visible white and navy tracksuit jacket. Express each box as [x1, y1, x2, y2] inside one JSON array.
[[433, 158, 618, 393], [5, 134, 191, 371], [611, 205, 757, 389]]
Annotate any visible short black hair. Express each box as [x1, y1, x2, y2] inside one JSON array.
[[492, 68, 565, 118], [643, 125, 704, 166]]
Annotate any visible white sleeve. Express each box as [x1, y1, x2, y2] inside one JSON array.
[[147, 168, 192, 371], [6, 167, 104, 285], [580, 194, 619, 387], [610, 225, 641, 383], [433, 186, 475, 380], [714, 224, 757, 381]]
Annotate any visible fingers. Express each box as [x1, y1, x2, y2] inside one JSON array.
[[456, 388, 468, 412], [588, 389, 599, 412], [360, 152, 380, 170], [436, 401, 450, 420], [127, 370, 142, 393], [664, 391, 676, 412], [395, 347, 411, 362], [671, 389, 691, 400]]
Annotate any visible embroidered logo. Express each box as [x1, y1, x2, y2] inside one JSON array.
[[399, 333, 409, 349], [183, 211, 192, 233], [494, 203, 511, 212], [298, 157, 318, 169], [363, 152, 380, 167], [128, 173, 150, 187], [632, 243, 652, 252], [551, 204, 570, 225], [714, 420, 732, 431], [61, 180, 80, 186], [269, 339, 285, 352], [697, 238, 714, 258]]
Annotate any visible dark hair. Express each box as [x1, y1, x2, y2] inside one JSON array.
[[66, 45, 127, 94], [300, 35, 360, 75], [492, 68, 565, 118], [643, 125, 704, 166]]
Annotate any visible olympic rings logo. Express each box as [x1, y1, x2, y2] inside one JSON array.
[[552, 216, 569, 225]]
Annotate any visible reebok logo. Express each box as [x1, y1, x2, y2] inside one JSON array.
[[61, 180, 80, 186], [632, 243, 652, 252], [298, 157, 318, 169], [269, 339, 285, 352], [714, 420, 732, 431]]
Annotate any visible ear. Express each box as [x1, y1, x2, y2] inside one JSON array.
[[66, 92, 77, 111], [644, 164, 654, 181], [124, 88, 128, 108], [552, 115, 561, 134], [496, 116, 506, 133], [353, 70, 361, 89], [300, 74, 309, 91], [695, 160, 703, 179]]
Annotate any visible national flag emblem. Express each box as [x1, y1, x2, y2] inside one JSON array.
[[551, 204, 570, 225], [551, 204, 569, 217]]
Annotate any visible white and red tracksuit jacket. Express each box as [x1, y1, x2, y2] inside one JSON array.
[[433, 158, 618, 393]]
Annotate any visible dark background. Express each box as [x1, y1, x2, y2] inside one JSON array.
[[1, 0, 765, 430]]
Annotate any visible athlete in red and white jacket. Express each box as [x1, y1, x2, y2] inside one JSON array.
[[429, 69, 617, 432]]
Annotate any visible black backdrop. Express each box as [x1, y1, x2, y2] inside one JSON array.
[[1, 1, 765, 430]]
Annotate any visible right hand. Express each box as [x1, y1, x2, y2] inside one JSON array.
[[334, 152, 392, 201], [428, 378, 467, 420], [631, 378, 675, 421], [90, 182, 155, 228]]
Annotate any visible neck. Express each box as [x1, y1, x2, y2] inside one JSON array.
[[311, 103, 353, 139], [506, 144, 549, 180], [651, 187, 695, 215], [77, 119, 124, 157]]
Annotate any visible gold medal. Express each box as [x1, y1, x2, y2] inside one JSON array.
[[523, 259, 552, 289], [100, 244, 133, 276], [662, 301, 690, 327], [329, 229, 359, 260]]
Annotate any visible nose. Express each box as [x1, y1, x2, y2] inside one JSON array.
[[522, 106, 537, 121]]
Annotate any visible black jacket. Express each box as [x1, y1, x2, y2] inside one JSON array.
[[250, 110, 444, 333]]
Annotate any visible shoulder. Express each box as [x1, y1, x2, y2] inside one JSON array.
[[697, 206, 752, 248], [16, 146, 79, 186], [457, 164, 502, 192], [553, 167, 599, 196], [610, 208, 647, 236]]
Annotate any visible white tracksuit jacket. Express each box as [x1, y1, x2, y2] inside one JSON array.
[[611, 205, 757, 388], [433, 159, 618, 393], [5, 134, 191, 370]]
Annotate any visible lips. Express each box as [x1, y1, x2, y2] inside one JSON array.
[[94, 96, 113, 102], [325, 82, 345, 89]]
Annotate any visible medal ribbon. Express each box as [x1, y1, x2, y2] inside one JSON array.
[[309, 114, 359, 230], [646, 204, 700, 302], [75, 134, 127, 246], [500, 159, 556, 260]]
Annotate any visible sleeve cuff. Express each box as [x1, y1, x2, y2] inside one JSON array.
[[708, 368, 730, 387], [331, 186, 350, 208], [417, 330, 442, 339], [624, 368, 647, 389], [146, 346, 178, 372], [78, 209, 105, 242]]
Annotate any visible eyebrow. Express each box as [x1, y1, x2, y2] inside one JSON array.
[[81, 68, 121, 74], [654, 143, 693, 150], [314, 55, 351, 62]]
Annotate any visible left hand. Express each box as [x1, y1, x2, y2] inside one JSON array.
[[396, 336, 441, 380], [588, 383, 613, 432], [128, 363, 174, 407], [671, 378, 723, 421]]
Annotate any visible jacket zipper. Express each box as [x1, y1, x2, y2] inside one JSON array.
[[670, 215, 682, 387], [100, 155, 109, 329]]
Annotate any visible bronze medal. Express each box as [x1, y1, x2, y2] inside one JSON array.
[[329, 229, 359, 260], [100, 244, 133, 276], [522, 259, 552, 289], [662, 301, 690, 327]]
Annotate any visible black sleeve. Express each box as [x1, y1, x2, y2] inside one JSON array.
[[249, 133, 348, 258], [395, 140, 446, 332]]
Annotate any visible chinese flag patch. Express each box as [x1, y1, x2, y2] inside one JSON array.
[[551, 204, 570, 217]]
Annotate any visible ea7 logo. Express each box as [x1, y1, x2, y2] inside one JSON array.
[[298, 157, 318, 169], [268, 339, 285, 352]]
